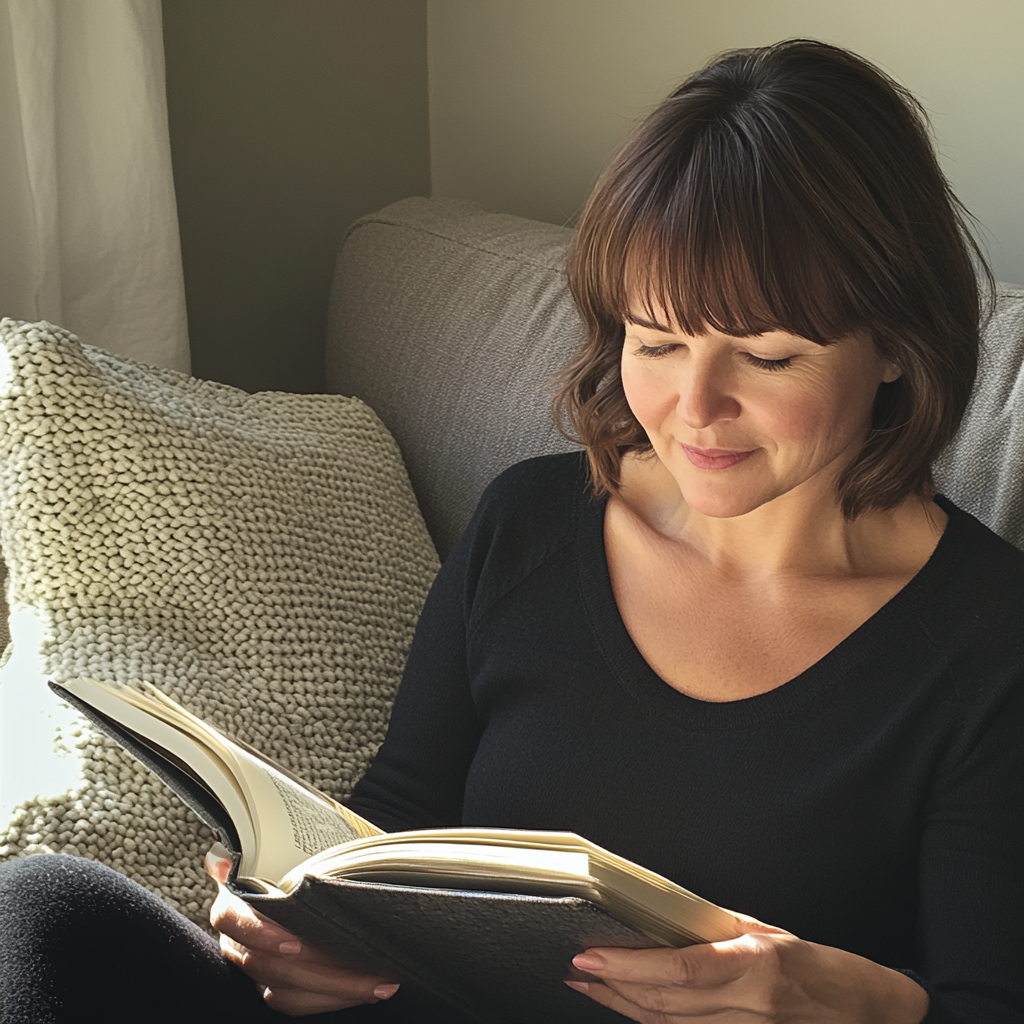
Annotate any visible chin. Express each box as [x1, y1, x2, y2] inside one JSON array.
[[676, 479, 778, 520], [685, 496, 766, 520]]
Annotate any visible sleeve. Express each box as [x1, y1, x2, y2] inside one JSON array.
[[914, 670, 1024, 1022], [346, 532, 481, 832], [345, 473, 509, 832]]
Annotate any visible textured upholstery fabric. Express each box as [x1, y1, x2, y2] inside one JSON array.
[[327, 199, 1024, 555], [327, 197, 581, 559], [0, 319, 439, 926], [933, 283, 1024, 550]]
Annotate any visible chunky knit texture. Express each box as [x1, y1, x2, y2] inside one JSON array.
[[0, 319, 439, 927]]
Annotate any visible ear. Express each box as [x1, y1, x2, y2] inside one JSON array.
[[881, 360, 902, 383]]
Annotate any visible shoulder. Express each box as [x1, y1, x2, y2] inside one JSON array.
[[919, 496, 1024, 696], [469, 451, 592, 539], [479, 450, 591, 503], [445, 451, 594, 616], [933, 496, 1024, 608]]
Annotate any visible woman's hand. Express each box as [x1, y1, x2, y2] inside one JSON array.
[[566, 914, 929, 1024], [206, 846, 399, 1016]]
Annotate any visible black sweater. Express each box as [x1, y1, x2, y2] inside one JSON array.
[[350, 453, 1024, 1022]]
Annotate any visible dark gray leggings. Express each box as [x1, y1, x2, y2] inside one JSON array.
[[0, 855, 455, 1023]]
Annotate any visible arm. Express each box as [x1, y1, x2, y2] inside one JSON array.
[[346, 496, 486, 831], [571, 673, 1024, 1024]]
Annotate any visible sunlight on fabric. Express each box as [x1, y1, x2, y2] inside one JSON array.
[[0, 604, 82, 820], [0, 342, 11, 393]]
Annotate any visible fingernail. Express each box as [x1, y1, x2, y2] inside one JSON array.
[[565, 980, 590, 993], [278, 940, 302, 955], [204, 842, 233, 882], [374, 983, 400, 1000], [572, 952, 605, 971]]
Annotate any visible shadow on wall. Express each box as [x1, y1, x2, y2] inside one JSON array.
[[162, 0, 431, 394]]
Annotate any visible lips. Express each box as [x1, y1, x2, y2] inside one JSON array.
[[680, 444, 756, 470]]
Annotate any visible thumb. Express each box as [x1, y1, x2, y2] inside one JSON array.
[[204, 841, 234, 884]]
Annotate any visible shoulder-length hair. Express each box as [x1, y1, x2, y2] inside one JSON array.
[[555, 39, 991, 518]]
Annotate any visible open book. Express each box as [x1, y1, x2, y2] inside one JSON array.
[[52, 678, 741, 1023]]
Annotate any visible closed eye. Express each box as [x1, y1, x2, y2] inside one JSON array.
[[745, 354, 793, 372], [636, 343, 679, 358]]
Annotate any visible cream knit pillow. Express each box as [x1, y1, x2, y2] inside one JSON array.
[[0, 319, 439, 926]]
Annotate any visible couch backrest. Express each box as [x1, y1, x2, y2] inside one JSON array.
[[327, 198, 581, 559], [327, 197, 1024, 558], [933, 284, 1024, 548]]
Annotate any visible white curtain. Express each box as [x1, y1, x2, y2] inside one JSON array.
[[0, 0, 189, 372]]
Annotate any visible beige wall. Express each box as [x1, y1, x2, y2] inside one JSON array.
[[163, 0, 429, 393], [428, 0, 1024, 286]]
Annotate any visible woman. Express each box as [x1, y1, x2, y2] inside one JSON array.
[[2, 39, 1022, 1024]]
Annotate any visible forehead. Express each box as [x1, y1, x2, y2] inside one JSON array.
[[623, 295, 769, 340]]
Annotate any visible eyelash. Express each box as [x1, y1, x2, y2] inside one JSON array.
[[636, 344, 677, 358], [745, 355, 793, 372], [635, 344, 793, 372]]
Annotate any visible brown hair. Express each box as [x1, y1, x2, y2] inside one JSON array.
[[555, 39, 991, 518]]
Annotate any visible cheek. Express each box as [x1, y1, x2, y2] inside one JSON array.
[[761, 391, 833, 443], [758, 375, 874, 448], [620, 361, 674, 433]]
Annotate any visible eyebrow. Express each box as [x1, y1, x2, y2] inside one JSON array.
[[624, 313, 674, 332]]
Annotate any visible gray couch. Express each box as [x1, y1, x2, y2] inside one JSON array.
[[326, 196, 1024, 558]]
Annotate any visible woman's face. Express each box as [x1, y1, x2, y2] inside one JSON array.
[[620, 309, 900, 519]]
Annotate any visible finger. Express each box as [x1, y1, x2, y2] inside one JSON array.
[[566, 980, 655, 1024], [237, 945, 395, 998], [219, 929, 399, 999], [584, 975, 731, 1021], [263, 981, 398, 1016], [574, 943, 748, 989], [571, 975, 735, 1024], [263, 984, 358, 1015], [726, 909, 792, 936], [574, 934, 802, 1021], [210, 885, 307, 953], [219, 931, 246, 968]]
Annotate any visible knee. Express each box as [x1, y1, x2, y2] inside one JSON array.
[[0, 854, 127, 933], [0, 851, 118, 894]]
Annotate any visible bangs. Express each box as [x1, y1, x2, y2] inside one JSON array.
[[576, 105, 880, 345]]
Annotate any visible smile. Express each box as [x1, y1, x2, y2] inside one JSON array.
[[680, 445, 756, 470]]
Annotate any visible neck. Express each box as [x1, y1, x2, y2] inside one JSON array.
[[616, 454, 945, 580]]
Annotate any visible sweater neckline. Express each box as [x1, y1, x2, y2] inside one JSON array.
[[574, 488, 967, 732]]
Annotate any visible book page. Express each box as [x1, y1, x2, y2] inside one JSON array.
[[135, 683, 381, 842], [58, 679, 380, 885], [57, 677, 258, 861], [286, 826, 741, 947], [227, 746, 366, 884], [129, 684, 382, 882], [281, 836, 598, 897]]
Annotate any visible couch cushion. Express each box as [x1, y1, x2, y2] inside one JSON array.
[[0, 319, 439, 925], [327, 197, 582, 559]]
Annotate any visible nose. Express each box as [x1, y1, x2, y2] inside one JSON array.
[[676, 357, 739, 428]]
